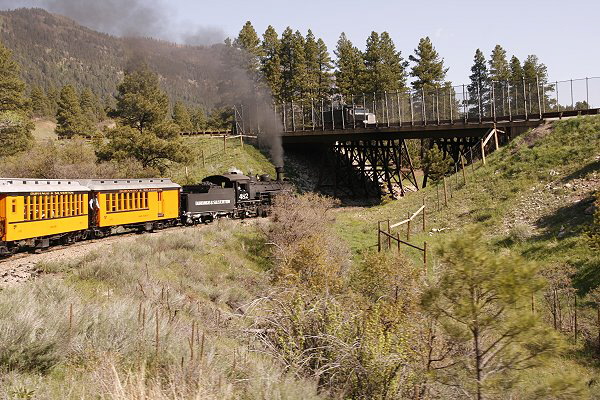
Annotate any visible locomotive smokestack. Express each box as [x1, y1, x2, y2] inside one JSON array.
[[275, 166, 284, 182]]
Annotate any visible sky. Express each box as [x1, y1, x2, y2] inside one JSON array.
[[1, 0, 599, 87]]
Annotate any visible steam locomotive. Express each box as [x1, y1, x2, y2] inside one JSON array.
[[0, 168, 289, 256]]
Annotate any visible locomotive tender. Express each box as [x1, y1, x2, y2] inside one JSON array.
[[0, 169, 288, 256]]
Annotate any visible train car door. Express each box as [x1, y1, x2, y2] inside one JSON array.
[[157, 190, 164, 217], [0, 195, 5, 240]]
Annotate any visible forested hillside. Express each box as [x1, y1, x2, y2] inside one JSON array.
[[0, 8, 234, 108]]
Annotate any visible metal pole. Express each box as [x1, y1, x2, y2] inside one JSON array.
[[436, 89, 440, 124], [373, 92, 378, 128], [535, 75, 542, 119], [397, 91, 403, 127], [301, 100, 305, 131], [291, 100, 296, 131], [331, 98, 335, 130], [385, 91, 390, 127], [477, 79, 482, 123], [507, 82, 512, 121], [282, 103, 287, 132], [462, 84, 467, 122], [311, 99, 315, 130], [570, 79, 574, 110], [556, 81, 560, 112], [352, 94, 356, 129], [422, 87, 426, 125], [586, 77, 590, 108], [522, 77, 528, 120], [449, 88, 453, 124], [321, 98, 325, 131], [528, 83, 532, 115], [410, 90, 414, 126], [491, 81, 496, 122]]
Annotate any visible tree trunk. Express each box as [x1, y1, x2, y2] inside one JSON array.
[[473, 326, 483, 400]]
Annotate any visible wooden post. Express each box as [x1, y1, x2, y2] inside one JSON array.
[[387, 220, 391, 249], [436, 183, 440, 211], [423, 242, 427, 271], [240, 134, 244, 148], [493, 128, 499, 150], [461, 155, 466, 185], [422, 199, 426, 232], [481, 140, 486, 165], [407, 212, 411, 241], [443, 177, 448, 207], [377, 222, 382, 252]]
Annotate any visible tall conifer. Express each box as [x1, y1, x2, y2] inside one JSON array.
[[261, 26, 283, 101], [409, 37, 448, 90], [334, 33, 365, 97], [467, 49, 490, 117]]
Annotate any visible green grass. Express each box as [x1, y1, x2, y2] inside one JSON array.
[[169, 136, 277, 185], [334, 115, 600, 289]]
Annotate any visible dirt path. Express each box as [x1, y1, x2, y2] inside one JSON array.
[[0, 226, 199, 289]]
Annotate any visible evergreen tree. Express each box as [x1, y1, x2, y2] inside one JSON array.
[[260, 25, 283, 100], [522, 55, 550, 109], [190, 107, 207, 131], [422, 145, 452, 187], [112, 65, 169, 133], [409, 37, 448, 90], [80, 87, 101, 122], [315, 38, 333, 98], [422, 232, 562, 399], [234, 21, 263, 83], [30, 86, 50, 117], [488, 45, 510, 82], [55, 84, 94, 138], [0, 40, 33, 155], [279, 28, 307, 101], [334, 33, 365, 97], [467, 49, 491, 117], [509, 56, 525, 112], [172, 101, 193, 132], [96, 66, 188, 172], [46, 86, 60, 115], [304, 30, 319, 99], [363, 31, 406, 93]]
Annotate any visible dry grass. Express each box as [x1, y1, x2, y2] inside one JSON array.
[[0, 221, 323, 399]]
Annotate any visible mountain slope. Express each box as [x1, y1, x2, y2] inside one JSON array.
[[0, 8, 239, 108]]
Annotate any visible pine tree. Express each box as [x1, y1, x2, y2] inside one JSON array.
[[96, 66, 188, 172], [304, 30, 319, 99], [261, 25, 283, 101], [422, 232, 562, 400], [522, 55, 550, 109], [509, 56, 525, 112], [80, 87, 101, 123], [112, 65, 169, 133], [315, 38, 333, 98], [509, 56, 524, 85], [409, 37, 448, 90], [30, 86, 50, 117], [234, 21, 263, 79], [190, 107, 207, 131], [334, 33, 365, 97], [55, 84, 94, 138], [0, 40, 33, 156], [172, 101, 193, 132], [467, 49, 491, 117], [279, 28, 307, 101], [363, 31, 406, 93], [488, 45, 510, 82]]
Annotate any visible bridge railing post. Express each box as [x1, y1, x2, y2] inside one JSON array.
[[491, 81, 496, 122], [410, 90, 415, 126], [556, 81, 560, 112], [422, 88, 426, 126], [352, 94, 356, 129], [570, 79, 574, 110], [586, 77, 589, 108], [507, 82, 512, 121], [397, 91, 403, 127], [522, 77, 528, 120], [535, 75, 542, 119]]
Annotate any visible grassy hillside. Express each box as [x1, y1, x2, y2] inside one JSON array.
[[335, 116, 599, 290]]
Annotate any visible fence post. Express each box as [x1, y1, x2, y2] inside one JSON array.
[[407, 212, 411, 241], [387, 219, 391, 249], [481, 140, 486, 165], [443, 177, 448, 207], [423, 242, 428, 271], [422, 198, 426, 231]]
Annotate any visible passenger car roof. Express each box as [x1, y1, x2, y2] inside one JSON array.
[[0, 179, 90, 193], [76, 178, 180, 191]]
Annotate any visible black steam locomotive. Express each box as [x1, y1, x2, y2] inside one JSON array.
[[180, 167, 290, 224]]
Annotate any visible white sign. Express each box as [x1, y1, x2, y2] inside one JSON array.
[[195, 199, 231, 206]]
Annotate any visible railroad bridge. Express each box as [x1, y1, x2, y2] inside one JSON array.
[[240, 77, 600, 199]]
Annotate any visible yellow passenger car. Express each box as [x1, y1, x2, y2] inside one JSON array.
[[79, 179, 181, 232], [0, 179, 90, 254]]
